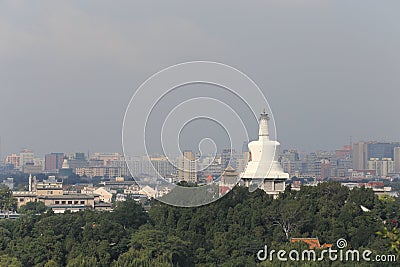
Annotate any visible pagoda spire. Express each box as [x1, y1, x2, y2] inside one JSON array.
[[258, 110, 270, 137]]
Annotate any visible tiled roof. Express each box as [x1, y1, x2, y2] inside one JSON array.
[[290, 238, 332, 249]]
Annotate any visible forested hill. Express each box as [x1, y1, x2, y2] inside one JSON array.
[[0, 182, 399, 266]]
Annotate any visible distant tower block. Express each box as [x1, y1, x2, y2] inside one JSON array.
[[241, 110, 289, 198], [394, 147, 400, 173]]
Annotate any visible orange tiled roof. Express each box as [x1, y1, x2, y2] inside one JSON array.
[[290, 238, 332, 249]]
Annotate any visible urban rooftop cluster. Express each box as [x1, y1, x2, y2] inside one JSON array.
[[0, 140, 399, 215]]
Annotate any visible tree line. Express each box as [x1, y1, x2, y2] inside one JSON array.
[[0, 182, 399, 266]]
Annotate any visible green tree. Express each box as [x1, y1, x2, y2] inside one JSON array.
[[19, 201, 48, 215], [66, 254, 98, 267], [113, 249, 173, 267], [377, 227, 400, 254], [44, 259, 60, 267], [0, 184, 17, 217], [0, 255, 22, 267], [111, 199, 148, 229], [129, 229, 193, 266], [0, 227, 12, 250], [270, 199, 302, 240], [0, 182, 397, 266]]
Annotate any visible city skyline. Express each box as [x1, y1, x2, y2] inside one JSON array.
[[1, 1, 400, 156], [3, 138, 400, 159], [4, 140, 400, 178]]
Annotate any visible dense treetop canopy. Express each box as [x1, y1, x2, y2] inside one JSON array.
[[0, 183, 399, 266]]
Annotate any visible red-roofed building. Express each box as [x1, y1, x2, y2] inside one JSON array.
[[290, 238, 332, 249]]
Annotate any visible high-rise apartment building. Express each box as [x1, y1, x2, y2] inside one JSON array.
[[368, 158, 394, 177], [45, 153, 64, 172], [352, 142, 368, 170], [394, 147, 400, 173], [221, 148, 235, 169], [280, 150, 302, 176], [367, 142, 400, 160], [353, 142, 400, 170], [91, 153, 121, 166], [177, 151, 197, 183], [150, 157, 176, 179], [236, 152, 249, 174], [336, 145, 352, 160], [20, 149, 34, 168], [6, 154, 20, 169], [67, 153, 89, 171]]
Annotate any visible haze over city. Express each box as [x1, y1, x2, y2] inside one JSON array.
[[1, 2, 400, 266], [1, 0, 400, 157]]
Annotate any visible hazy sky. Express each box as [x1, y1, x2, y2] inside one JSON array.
[[1, 0, 399, 157]]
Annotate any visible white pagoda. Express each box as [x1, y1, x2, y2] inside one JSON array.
[[241, 110, 289, 197]]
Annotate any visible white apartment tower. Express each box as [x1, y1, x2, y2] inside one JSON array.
[[177, 151, 197, 183]]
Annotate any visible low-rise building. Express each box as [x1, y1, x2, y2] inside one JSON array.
[[93, 187, 112, 203], [13, 176, 95, 213]]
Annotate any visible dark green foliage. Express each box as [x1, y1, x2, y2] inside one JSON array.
[[377, 227, 400, 254], [66, 254, 98, 267], [0, 254, 22, 267], [0, 184, 17, 214], [110, 199, 148, 229], [0, 183, 399, 266], [128, 229, 192, 266], [1, 202, 148, 267], [19, 201, 48, 215]]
